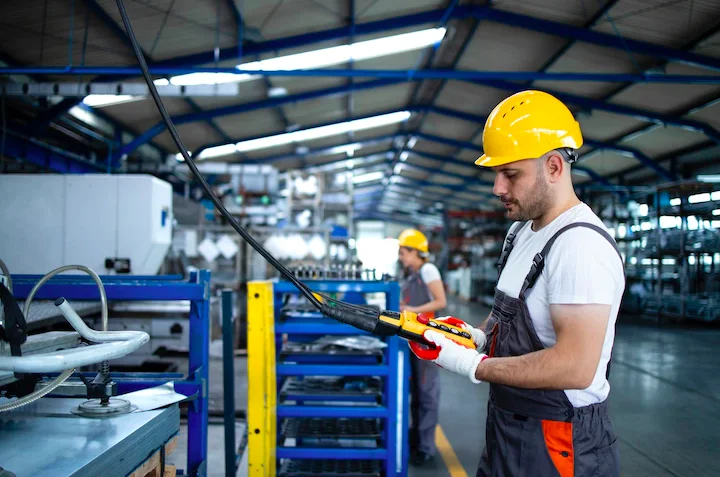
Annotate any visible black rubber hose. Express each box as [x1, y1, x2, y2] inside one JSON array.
[[114, 0, 322, 310]]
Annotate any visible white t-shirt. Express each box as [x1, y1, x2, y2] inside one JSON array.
[[420, 263, 442, 285], [496, 202, 625, 407]]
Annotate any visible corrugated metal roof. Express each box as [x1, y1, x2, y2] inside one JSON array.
[[420, 112, 478, 140], [577, 150, 639, 176], [457, 23, 568, 72], [618, 125, 709, 157], [493, 0, 599, 26], [4, 0, 720, 217], [595, 0, 720, 48], [576, 110, 650, 142]]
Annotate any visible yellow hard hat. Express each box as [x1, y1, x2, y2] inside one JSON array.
[[398, 229, 428, 254], [475, 90, 583, 168]]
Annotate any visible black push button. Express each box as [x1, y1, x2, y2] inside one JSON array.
[[460, 332, 471, 339], [428, 321, 438, 328], [438, 325, 450, 332], [450, 328, 460, 334]]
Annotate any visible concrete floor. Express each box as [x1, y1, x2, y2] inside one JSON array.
[[165, 296, 720, 476]]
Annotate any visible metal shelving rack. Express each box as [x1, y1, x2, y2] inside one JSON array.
[[247, 279, 409, 477], [11, 270, 212, 477]]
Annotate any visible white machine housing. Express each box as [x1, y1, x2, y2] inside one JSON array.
[[0, 174, 173, 275]]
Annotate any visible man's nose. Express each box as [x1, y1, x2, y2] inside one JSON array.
[[493, 174, 507, 197]]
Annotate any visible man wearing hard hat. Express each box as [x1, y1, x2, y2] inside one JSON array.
[[413, 91, 625, 476], [397, 228, 447, 467]]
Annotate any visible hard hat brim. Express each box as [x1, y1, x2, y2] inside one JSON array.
[[475, 154, 530, 168]]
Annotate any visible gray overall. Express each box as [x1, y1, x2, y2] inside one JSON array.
[[478, 222, 622, 477], [403, 264, 441, 456]]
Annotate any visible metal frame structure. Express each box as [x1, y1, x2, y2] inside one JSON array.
[[10, 270, 212, 477], [247, 278, 410, 477]]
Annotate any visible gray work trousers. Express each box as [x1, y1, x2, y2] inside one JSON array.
[[409, 352, 440, 455]]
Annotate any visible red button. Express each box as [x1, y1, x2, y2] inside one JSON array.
[[416, 313, 430, 324]]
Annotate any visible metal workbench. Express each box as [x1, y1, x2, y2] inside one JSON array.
[[0, 398, 180, 477], [9, 271, 212, 477]]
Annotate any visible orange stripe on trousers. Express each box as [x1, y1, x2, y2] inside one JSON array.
[[541, 420, 574, 477]]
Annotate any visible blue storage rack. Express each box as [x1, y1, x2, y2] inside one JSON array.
[[273, 279, 410, 477], [11, 271, 212, 477]]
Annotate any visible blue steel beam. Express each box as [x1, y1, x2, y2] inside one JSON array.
[[192, 109, 406, 158], [531, 0, 620, 79], [82, 0, 231, 149], [407, 149, 480, 174], [467, 79, 720, 144], [155, 6, 475, 67], [582, 138, 676, 181], [8, 66, 720, 84], [2, 133, 105, 173], [150, 5, 720, 74], [114, 78, 403, 160], [479, 7, 720, 73]]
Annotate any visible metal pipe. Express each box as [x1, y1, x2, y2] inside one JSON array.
[[3, 67, 720, 83], [23, 265, 108, 333], [0, 299, 149, 373]]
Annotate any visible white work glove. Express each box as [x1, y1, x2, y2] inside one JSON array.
[[422, 329, 488, 384], [462, 324, 487, 351], [435, 317, 487, 351]]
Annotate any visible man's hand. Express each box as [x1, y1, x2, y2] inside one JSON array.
[[435, 317, 487, 350], [419, 330, 487, 384], [461, 324, 487, 351]]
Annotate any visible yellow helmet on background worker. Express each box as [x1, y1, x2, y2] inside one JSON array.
[[398, 229, 429, 255], [475, 90, 583, 168]]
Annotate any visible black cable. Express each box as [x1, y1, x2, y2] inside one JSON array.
[[114, 0, 322, 309], [114, 0, 396, 336]]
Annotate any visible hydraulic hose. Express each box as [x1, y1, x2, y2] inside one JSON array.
[[0, 265, 109, 412], [0, 258, 11, 293], [0, 369, 74, 413]]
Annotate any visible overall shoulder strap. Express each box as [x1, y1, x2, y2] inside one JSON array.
[[519, 222, 623, 297], [496, 221, 528, 277]]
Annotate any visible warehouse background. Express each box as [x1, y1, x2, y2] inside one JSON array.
[[1, 0, 719, 476]]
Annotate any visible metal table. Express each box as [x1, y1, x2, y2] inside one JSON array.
[[0, 398, 180, 477]]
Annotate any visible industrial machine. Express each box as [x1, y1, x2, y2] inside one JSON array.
[[0, 174, 172, 276]]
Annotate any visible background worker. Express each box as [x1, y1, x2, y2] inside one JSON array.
[[397, 228, 447, 467], [414, 90, 625, 476]]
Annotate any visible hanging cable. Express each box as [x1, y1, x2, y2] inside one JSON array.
[[114, 0, 322, 309]]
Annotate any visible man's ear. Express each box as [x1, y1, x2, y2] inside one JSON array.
[[545, 151, 565, 183]]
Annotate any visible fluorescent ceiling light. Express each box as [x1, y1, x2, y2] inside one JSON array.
[[407, 137, 418, 149], [712, 191, 720, 201], [394, 164, 404, 174], [689, 193, 711, 204], [669, 197, 681, 206], [169, 28, 447, 86], [82, 28, 445, 108], [697, 175, 720, 183], [353, 171, 385, 184], [712, 209, 720, 216], [638, 204, 649, 216], [82, 94, 139, 107], [236, 111, 410, 153], [399, 151, 409, 162], [82, 78, 170, 107], [198, 144, 239, 159]]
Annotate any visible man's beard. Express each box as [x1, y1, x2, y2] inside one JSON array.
[[503, 173, 552, 222]]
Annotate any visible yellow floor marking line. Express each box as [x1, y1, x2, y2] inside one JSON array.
[[435, 425, 469, 477]]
